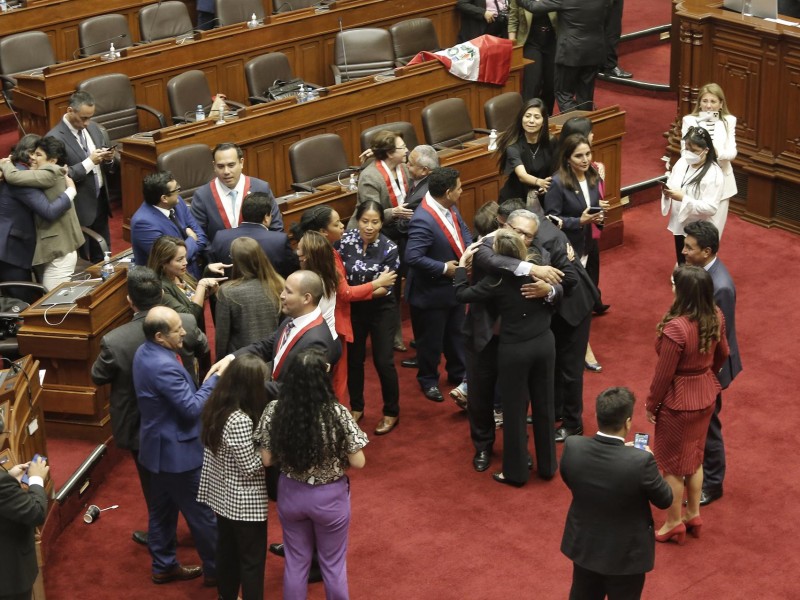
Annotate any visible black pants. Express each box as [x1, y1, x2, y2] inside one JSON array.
[[498, 330, 556, 483], [554, 64, 599, 113], [86, 197, 111, 263], [465, 335, 499, 453], [552, 311, 592, 430], [702, 393, 726, 490], [522, 42, 556, 114], [409, 303, 466, 390], [348, 298, 400, 417], [197, 10, 216, 30], [604, 0, 624, 71], [216, 515, 267, 600], [570, 563, 646, 600], [131, 449, 151, 510], [584, 237, 605, 309], [0, 591, 33, 600]]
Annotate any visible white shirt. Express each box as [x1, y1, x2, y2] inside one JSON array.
[[62, 115, 102, 189], [214, 176, 245, 227], [596, 431, 625, 442], [273, 306, 324, 367]]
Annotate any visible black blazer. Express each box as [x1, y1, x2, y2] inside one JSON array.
[[560, 435, 673, 575], [457, 0, 489, 42], [0, 470, 48, 596], [543, 173, 602, 258], [207, 222, 298, 279], [520, 0, 608, 67]]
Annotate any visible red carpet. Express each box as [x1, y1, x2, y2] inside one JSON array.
[[43, 207, 800, 599]]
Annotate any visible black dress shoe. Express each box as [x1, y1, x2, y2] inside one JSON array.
[[473, 450, 491, 472], [401, 357, 418, 368], [308, 562, 323, 583], [527, 454, 533, 470], [269, 542, 285, 557], [555, 426, 584, 443], [132, 530, 148, 546], [492, 472, 524, 487], [593, 303, 611, 315], [700, 487, 723, 506], [606, 66, 632, 78], [152, 564, 203, 584], [423, 386, 444, 402]]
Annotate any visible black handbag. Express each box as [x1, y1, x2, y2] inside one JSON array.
[[0, 297, 29, 340], [267, 78, 308, 101]]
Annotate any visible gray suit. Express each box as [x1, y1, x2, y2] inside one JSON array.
[[214, 279, 281, 358], [352, 161, 411, 240]]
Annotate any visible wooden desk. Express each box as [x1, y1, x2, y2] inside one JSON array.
[[118, 46, 526, 239], [12, 0, 459, 134], [671, 0, 800, 235]]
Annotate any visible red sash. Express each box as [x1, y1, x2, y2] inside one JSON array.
[[420, 196, 466, 259], [272, 314, 325, 379], [374, 161, 408, 207], [210, 176, 252, 229]]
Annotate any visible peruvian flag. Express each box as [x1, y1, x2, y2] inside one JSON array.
[[407, 35, 513, 86]]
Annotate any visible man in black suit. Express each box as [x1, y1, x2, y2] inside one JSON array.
[[207, 270, 340, 396], [207, 192, 298, 278], [682, 221, 742, 506], [560, 387, 672, 600], [602, 0, 633, 78], [0, 455, 48, 600], [46, 91, 115, 261], [456, 0, 509, 43], [91, 267, 209, 546]]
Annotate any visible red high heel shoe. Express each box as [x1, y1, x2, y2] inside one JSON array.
[[655, 522, 686, 545], [683, 516, 703, 538]]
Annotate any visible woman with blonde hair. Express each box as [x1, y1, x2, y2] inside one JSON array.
[[215, 236, 284, 357]]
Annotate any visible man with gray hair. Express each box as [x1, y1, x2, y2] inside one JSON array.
[[47, 90, 115, 260], [404, 144, 439, 212]]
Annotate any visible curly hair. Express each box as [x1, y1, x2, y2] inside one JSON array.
[[201, 354, 269, 454], [657, 265, 721, 353], [268, 347, 348, 475], [299, 231, 339, 298]]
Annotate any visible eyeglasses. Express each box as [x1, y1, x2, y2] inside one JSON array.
[[166, 186, 182, 196], [507, 223, 534, 241], [394, 145, 407, 152]]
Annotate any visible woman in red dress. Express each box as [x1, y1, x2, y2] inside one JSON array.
[[646, 265, 729, 544]]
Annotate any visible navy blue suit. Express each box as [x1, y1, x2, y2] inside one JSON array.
[[207, 222, 298, 279], [190, 177, 283, 243], [130, 198, 208, 277], [133, 340, 218, 577], [404, 199, 472, 389], [543, 174, 603, 259]]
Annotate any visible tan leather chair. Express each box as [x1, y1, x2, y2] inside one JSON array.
[[166, 70, 246, 124], [389, 18, 440, 66], [244, 53, 294, 104], [139, 1, 194, 42], [78, 14, 134, 57], [77, 73, 166, 142], [289, 134, 354, 192], [484, 92, 523, 133], [360, 122, 419, 153], [0, 31, 56, 93], [215, 0, 266, 26], [156, 144, 215, 205], [331, 28, 395, 84], [421, 98, 491, 149]]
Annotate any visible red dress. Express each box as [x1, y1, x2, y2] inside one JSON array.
[[646, 311, 730, 475]]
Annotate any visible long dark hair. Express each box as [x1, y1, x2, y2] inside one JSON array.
[[289, 205, 335, 241], [300, 231, 339, 298], [557, 134, 598, 191], [201, 354, 269, 454], [10, 134, 41, 165], [268, 347, 348, 474], [657, 265, 721, 353], [682, 126, 720, 194], [496, 98, 552, 173]]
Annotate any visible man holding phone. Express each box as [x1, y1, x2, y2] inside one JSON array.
[[47, 90, 116, 261], [0, 455, 49, 600], [560, 387, 672, 599]]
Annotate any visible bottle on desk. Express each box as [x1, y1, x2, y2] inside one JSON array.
[[0, 0, 8, 13], [100, 252, 115, 281], [248, 13, 260, 28], [195, 104, 205, 121], [741, 0, 752, 16], [348, 173, 358, 192], [297, 85, 308, 104], [488, 129, 498, 152]]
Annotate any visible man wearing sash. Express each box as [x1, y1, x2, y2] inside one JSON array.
[[405, 167, 473, 402], [190, 143, 284, 244]]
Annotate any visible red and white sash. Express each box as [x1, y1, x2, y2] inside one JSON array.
[[374, 161, 408, 207], [421, 194, 466, 258], [211, 176, 252, 229], [272, 313, 325, 379]]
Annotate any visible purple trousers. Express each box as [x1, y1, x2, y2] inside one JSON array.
[[277, 474, 350, 600]]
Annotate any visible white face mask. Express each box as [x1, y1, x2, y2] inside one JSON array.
[[682, 150, 704, 165]]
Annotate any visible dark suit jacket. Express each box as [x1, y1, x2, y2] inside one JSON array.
[[91, 311, 208, 451], [0, 469, 47, 596], [543, 173, 602, 258], [46, 119, 112, 227], [457, 0, 490, 42], [236, 312, 341, 398], [130, 198, 208, 276], [708, 258, 742, 389], [190, 177, 283, 242], [0, 178, 72, 270], [560, 435, 673, 575], [207, 222, 298, 278], [520, 0, 608, 67], [133, 341, 218, 473], [404, 200, 472, 309]]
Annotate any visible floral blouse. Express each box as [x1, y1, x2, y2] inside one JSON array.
[[335, 229, 400, 296]]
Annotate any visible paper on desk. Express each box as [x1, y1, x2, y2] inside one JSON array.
[[765, 17, 800, 25]]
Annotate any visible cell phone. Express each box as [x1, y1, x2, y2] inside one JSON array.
[[21, 453, 46, 485], [587, 206, 604, 215], [698, 110, 719, 123], [633, 433, 649, 450]]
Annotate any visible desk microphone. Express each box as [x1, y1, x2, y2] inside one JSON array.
[[142, 0, 163, 43], [304, 167, 360, 191], [0, 88, 27, 136], [432, 137, 467, 151], [273, 1, 294, 13], [72, 34, 128, 59], [337, 17, 350, 82], [553, 100, 596, 118]]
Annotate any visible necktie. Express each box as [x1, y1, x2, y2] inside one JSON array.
[[168, 209, 186, 239], [229, 190, 238, 221], [445, 209, 454, 226], [278, 320, 295, 351], [78, 130, 90, 157]]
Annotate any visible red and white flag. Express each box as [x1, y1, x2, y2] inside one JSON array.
[[407, 35, 513, 86]]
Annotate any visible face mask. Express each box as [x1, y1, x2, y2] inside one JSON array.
[[682, 150, 703, 165]]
